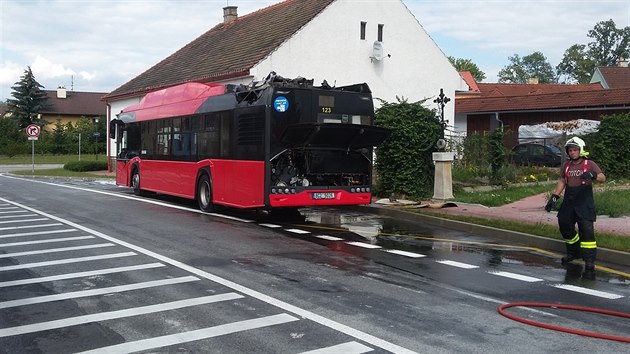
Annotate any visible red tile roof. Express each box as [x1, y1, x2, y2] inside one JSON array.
[[476, 82, 603, 97], [456, 87, 630, 113], [42, 90, 107, 116], [458, 71, 480, 92], [104, 0, 336, 100], [596, 66, 630, 88]]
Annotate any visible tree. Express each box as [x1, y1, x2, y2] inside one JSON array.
[[557, 19, 630, 83], [6, 66, 49, 129], [498, 52, 557, 83], [448, 57, 486, 82]]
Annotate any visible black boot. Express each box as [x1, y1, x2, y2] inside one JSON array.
[[582, 248, 596, 279], [582, 260, 596, 279], [561, 242, 581, 265]]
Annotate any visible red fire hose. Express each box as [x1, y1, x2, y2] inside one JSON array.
[[498, 302, 630, 343]]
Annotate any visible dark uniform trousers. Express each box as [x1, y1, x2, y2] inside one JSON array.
[[557, 184, 597, 263]]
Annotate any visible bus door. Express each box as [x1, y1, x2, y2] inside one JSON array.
[[112, 120, 140, 186]]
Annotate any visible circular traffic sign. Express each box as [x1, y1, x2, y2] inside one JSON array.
[[26, 124, 41, 137]]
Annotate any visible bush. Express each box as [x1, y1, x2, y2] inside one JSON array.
[[64, 160, 108, 172], [587, 112, 630, 180], [373, 98, 443, 199]]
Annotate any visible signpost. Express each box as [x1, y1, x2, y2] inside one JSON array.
[[26, 124, 41, 174]]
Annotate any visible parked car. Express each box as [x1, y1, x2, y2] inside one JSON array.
[[509, 143, 563, 167]]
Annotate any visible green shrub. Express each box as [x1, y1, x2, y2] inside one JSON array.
[[587, 112, 630, 180], [64, 160, 108, 172], [374, 97, 443, 199]]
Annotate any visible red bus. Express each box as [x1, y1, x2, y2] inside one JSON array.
[[111, 73, 390, 212]]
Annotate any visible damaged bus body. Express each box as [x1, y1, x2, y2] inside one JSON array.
[[111, 74, 390, 212]]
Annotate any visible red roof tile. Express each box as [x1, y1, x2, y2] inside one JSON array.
[[456, 87, 630, 113], [458, 71, 480, 92], [476, 82, 603, 98], [596, 66, 630, 88], [104, 0, 336, 100]]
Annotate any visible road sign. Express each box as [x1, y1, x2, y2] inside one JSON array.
[[26, 124, 41, 137]]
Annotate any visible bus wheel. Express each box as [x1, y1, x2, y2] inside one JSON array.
[[197, 174, 215, 212], [131, 169, 143, 196]]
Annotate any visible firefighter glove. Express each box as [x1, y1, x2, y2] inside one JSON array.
[[580, 171, 596, 180], [545, 194, 559, 212]]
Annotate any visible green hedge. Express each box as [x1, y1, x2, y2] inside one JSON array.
[[64, 160, 108, 172]]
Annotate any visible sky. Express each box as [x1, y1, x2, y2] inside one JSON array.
[[1, 0, 629, 102]]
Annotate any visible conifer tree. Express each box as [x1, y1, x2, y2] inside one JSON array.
[[6, 66, 49, 129]]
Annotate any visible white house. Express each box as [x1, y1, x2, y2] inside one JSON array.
[[104, 0, 467, 163]]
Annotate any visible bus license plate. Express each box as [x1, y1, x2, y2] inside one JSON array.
[[312, 192, 335, 200]]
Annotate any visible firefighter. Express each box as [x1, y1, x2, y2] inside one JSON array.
[[545, 137, 605, 278]]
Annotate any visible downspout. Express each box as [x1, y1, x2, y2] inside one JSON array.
[[106, 103, 112, 173], [495, 112, 503, 130]]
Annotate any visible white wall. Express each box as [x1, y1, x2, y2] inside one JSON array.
[[250, 0, 467, 133]]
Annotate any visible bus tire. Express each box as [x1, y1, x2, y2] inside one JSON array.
[[131, 168, 143, 196], [197, 174, 215, 212]]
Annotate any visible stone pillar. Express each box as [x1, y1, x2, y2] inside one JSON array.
[[432, 152, 455, 201]]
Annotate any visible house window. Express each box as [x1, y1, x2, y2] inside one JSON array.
[[378, 24, 384, 42], [360, 21, 366, 40]]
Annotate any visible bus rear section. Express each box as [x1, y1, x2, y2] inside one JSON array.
[[266, 77, 390, 208]]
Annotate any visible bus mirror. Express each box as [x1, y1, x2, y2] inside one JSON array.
[[109, 119, 123, 139]]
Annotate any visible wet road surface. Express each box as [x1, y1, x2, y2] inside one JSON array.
[[1, 173, 630, 352]]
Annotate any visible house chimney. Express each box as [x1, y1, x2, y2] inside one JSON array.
[[527, 77, 539, 84], [223, 6, 237, 23], [57, 86, 67, 99], [618, 57, 628, 67]]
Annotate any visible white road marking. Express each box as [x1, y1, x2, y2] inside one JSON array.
[[259, 223, 282, 228], [0, 252, 136, 272], [0, 197, 417, 354], [0, 213, 37, 219], [0, 223, 63, 231], [0, 235, 94, 247], [0, 207, 21, 212], [75, 313, 299, 354], [346, 242, 382, 249], [0, 263, 165, 288], [553, 284, 623, 299], [0, 243, 115, 258], [435, 260, 479, 269], [0, 276, 199, 309], [0, 217, 48, 224], [384, 249, 426, 258], [488, 271, 543, 282], [315, 235, 344, 241], [0, 229, 77, 239], [285, 228, 311, 234], [0, 293, 243, 337], [300, 341, 373, 354], [206, 212, 254, 223]]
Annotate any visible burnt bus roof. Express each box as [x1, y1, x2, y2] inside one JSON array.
[[117, 74, 372, 123]]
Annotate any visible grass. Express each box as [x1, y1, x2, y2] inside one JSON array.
[[453, 183, 553, 207], [10, 167, 113, 178], [1, 154, 112, 178], [0, 154, 107, 164]]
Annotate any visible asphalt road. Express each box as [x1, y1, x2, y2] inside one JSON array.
[[0, 173, 629, 353]]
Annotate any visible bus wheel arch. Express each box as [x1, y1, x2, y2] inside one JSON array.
[[196, 169, 215, 212]]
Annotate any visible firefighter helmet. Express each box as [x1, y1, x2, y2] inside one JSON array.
[[564, 137, 588, 158]]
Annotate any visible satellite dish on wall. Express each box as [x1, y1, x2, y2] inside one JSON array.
[[372, 41, 384, 61]]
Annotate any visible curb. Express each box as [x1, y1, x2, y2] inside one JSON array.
[[351, 205, 630, 268]]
